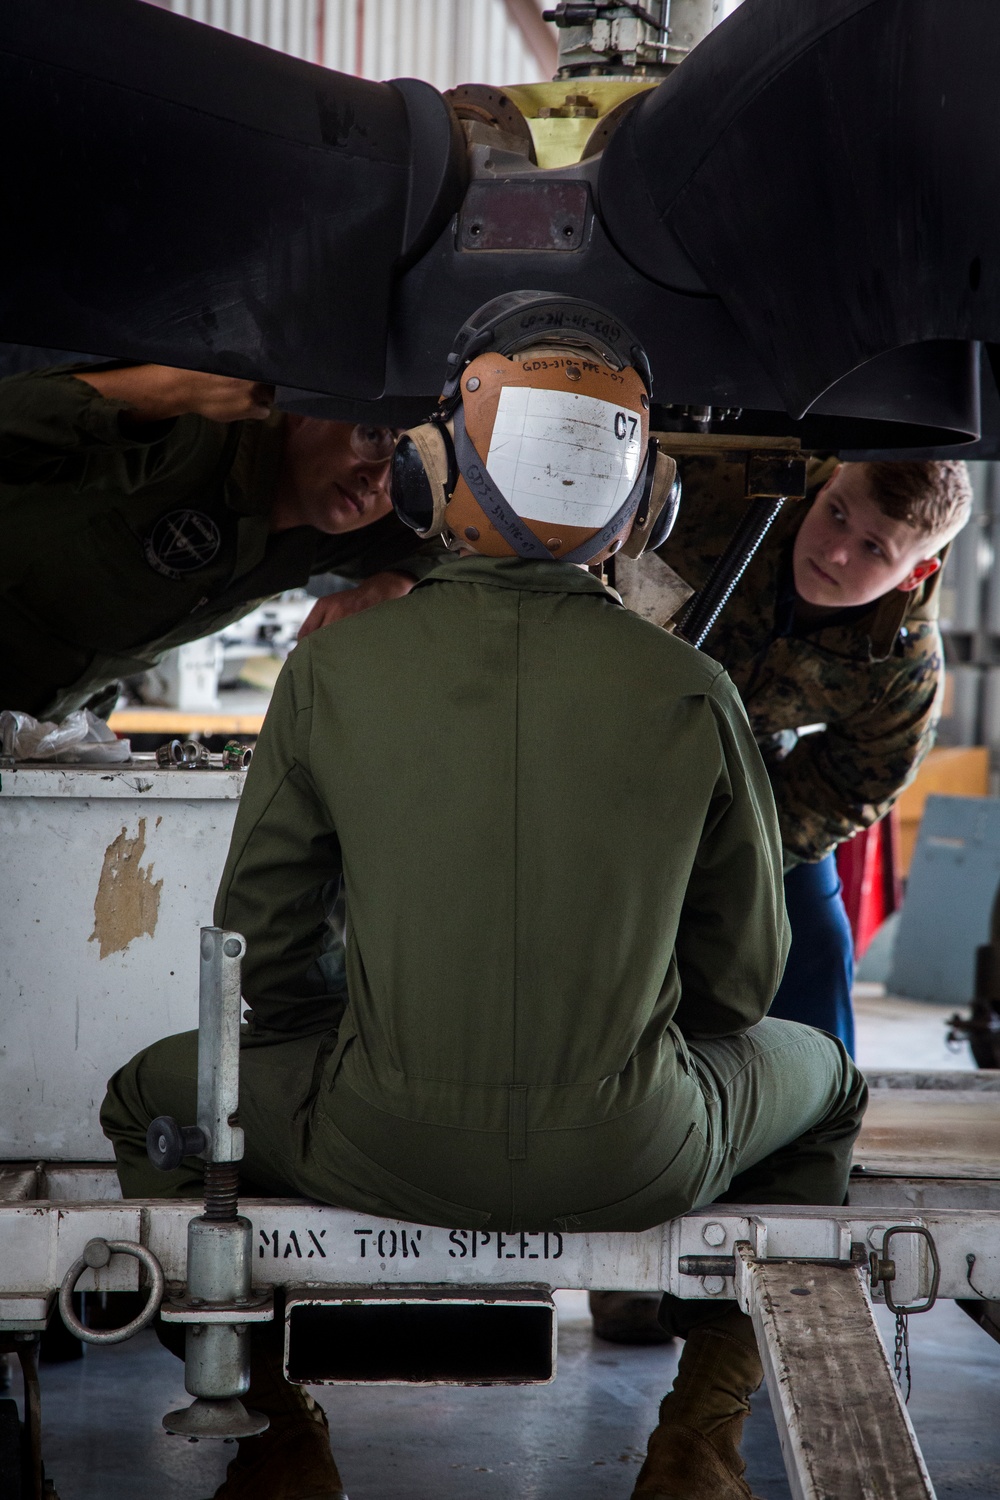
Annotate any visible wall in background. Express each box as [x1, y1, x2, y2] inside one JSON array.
[[159, 0, 547, 89]]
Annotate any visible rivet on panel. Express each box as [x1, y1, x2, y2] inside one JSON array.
[[464, 526, 480, 541], [465, 376, 481, 391]]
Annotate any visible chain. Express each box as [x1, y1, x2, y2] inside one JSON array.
[[893, 1309, 912, 1402]]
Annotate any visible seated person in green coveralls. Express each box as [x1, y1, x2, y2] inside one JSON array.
[[0, 362, 440, 721], [101, 294, 867, 1500]]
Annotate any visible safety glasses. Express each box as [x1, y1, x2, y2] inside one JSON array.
[[349, 424, 400, 462]]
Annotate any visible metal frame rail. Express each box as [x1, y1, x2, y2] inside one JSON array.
[[2, 1193, 1000, 1499]]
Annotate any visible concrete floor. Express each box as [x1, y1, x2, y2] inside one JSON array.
[[14, 988, 1000, 1499], [21, 1293, 1000, 1499], [853, 982, 976, 1072]]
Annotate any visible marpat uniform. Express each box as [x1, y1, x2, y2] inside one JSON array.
[[655, 453, 944, 865]]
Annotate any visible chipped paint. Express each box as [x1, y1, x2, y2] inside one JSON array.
[[88, 817, 163, 959]]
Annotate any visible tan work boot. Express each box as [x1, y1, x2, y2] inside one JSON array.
[[211, 1337, 347, 1500], [589, 1291, 674, 1346], [631, 1308, 764, 1500]]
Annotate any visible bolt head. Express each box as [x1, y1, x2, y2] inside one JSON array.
[[702, 1275, 726, 1296], [702, 1222, 726, 1248]]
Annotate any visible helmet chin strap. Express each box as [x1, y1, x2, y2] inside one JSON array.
[[451, 404, 648, 565]]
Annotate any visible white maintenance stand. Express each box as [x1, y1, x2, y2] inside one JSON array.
[[2, 767, 1000, 1499]]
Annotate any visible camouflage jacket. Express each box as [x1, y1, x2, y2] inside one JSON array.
[[649, 455, 945, 864]]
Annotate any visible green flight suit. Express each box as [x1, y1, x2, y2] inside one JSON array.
[[102, 557, 866, 1230], [0, 367, 439, 719]]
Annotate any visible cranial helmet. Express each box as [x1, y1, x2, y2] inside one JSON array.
[[390, 291, 679, 564]]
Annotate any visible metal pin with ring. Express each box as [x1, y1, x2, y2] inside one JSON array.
[[58, 1238, 165, 1344], [867, 1224, 941, 1401]]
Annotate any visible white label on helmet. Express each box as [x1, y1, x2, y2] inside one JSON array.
[[485, 386, 642, 529]]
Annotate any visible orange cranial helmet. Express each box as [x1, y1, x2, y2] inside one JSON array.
[[390, 291, 678, 564]]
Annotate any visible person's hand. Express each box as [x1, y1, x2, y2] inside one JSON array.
[[74, 364, 275, 423], [297, 571, 416, 640], [159, 370, 275, 422]]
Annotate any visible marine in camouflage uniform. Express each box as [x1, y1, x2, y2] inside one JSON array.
[[653, 453, 944, 867], [625, 449, 947, 1062]]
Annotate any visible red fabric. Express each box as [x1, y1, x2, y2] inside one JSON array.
[[835, 808, 902, 958]]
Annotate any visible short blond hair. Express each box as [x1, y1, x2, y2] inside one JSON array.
[[851, 460, 973, 541]]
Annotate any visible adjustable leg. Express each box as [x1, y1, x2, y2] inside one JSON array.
[[734, 1245, 936, 1500], [149, 927, 273, 1442]]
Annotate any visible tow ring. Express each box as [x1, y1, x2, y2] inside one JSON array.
[[58, 1238, 165, 1344]]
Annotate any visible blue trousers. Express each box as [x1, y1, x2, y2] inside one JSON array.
[[768, 853, 855, 1057]]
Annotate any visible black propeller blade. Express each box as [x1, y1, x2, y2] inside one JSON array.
[[0, 0, 465, 398], [3, 0, 1000, 449], [600, 0, 1000, 424]]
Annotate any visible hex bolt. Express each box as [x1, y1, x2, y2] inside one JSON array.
[[702, 1222, 727, 1247], [702, 1276, 726, 1296]]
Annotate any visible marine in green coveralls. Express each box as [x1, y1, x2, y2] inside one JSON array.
[[0, 362, 439, 720], [102, 296, 867, 1500]]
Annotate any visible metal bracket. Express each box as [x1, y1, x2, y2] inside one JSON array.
[[160, 1289, 274, 1325]]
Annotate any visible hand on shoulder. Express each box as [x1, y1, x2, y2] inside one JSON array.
[[297, 571, 415, 640]]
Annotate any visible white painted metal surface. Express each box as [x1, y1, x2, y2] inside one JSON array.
[[0, 763, 244, 1160], [160, 0, 547, 90], [2, 1201, 997, 1307]]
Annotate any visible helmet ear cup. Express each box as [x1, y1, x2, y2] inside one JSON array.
[[619, 449, 679, 558], [390, 423, 456, 538], [648, 463, 682, 551]]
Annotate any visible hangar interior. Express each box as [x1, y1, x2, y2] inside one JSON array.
[[3, 2, 1000, 1498]]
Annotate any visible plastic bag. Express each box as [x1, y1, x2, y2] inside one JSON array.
[[0, 709, 132, 764]]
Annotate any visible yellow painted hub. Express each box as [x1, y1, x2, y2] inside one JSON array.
[[503, 80, 657, 170]]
